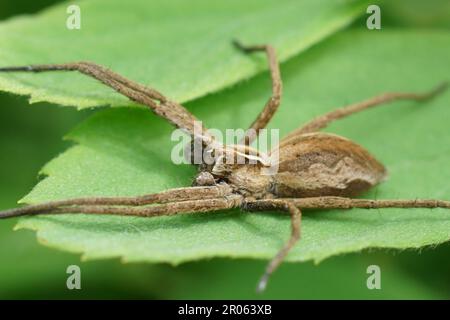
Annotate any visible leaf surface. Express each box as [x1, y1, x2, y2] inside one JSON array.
[[0, 0, 367, 108], [17, 30, 450, 264]]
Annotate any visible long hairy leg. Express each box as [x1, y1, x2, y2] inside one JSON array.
[[0, 185, 232, 219], [249, 196, 450, 211], [287, 197, 450, 209], [285, 82, 448, 138], [244, 199, 301, 293], [0, 62, 211, 143], [233, 41, 282, 145], [20, 195, 244, 218]]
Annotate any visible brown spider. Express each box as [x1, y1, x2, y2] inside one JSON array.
[[0, 41, 449, 292]]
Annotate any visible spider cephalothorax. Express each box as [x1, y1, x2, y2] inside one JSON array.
[[0, 41, 448, 292]]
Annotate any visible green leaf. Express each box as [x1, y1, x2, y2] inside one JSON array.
[[383, 0, 450, 29], [16, 29, 450, 264], [0, 0, 367, 108], [0, 96, 447, 299]]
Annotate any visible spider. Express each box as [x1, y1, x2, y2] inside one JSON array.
[[0, 41, 449, 292]]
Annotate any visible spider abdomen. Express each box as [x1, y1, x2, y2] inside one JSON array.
[[271, 132, 387, 198]]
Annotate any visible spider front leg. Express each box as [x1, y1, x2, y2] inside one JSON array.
[[0, 62, 212, 143], [0, 185, 232, 218], [233, 41, 282, 145], [46, 195, 244, 217]]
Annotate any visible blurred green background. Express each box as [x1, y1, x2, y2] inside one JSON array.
[[0, 0, 449, 299]]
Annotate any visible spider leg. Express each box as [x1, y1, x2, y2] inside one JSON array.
[[34, 195, 243, 217], [285, 82, 448, 138], [0, 185, 232, 219], [244, 199, 301, 292], [233, 41, 282, 145], [252, 196, 450, 211], [0, 62, 211, 142], [286, 196, 450, 210]]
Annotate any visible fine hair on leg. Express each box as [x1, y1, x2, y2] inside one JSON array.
[[0, 62, 213, 143], [285, 82, 448, 138], [43, 195, 243, 217], [0, 185, 233, 219], [245, 199, 302, 293], [233, 40, 283, 146], [249, 196, 450, 211]]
